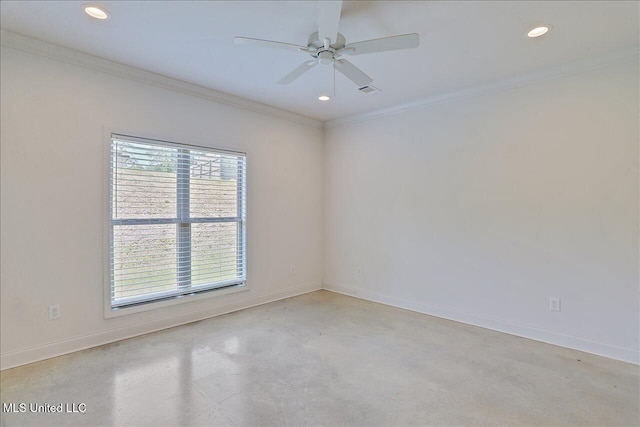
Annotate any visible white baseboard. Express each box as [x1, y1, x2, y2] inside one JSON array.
[[323, 283, 639, 365], [0, 283, 321, 371]]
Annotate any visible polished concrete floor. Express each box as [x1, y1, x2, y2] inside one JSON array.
[[1, 290, 638, 426]]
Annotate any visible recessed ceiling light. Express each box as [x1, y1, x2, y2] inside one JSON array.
[[318, 95, 330, 101], [527, 25, 551, 38], [83, 5, 110, 20]]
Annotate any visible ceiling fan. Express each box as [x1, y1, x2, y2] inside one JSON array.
[[234, 1, 419, 91]]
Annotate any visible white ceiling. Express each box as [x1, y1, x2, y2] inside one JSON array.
[[1, 1, 638, 121]]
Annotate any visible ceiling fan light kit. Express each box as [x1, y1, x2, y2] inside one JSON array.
[[234, 0, 419, 96]]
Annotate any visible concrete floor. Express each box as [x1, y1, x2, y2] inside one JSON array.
[[1, 290, 638, 427]]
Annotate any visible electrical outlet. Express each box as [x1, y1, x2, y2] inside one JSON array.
[[48, 305, 61, 320], [549, 297, 561, 312], [356, 267, 362, 276], [289, 266, 296, 275]]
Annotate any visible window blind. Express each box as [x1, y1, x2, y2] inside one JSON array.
[[109, 134, 246, 309]]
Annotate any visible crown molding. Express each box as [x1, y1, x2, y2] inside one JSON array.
[[324, 46, 640, 129], [0, 29, 323, 129]]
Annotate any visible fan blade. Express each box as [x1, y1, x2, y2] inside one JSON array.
[[234, 37, 307, 53], [318, 0, 343, 44], [278, 60, 318, 84], [341, 33, 419, 56], [335, 59, 373, 87]]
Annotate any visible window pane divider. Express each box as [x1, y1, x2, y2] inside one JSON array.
[[176, 148, 191, 289]]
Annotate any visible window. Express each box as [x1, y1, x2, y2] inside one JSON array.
[[108, 134, 246, 311]]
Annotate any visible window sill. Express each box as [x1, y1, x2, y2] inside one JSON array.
[[104, 282, 250, 319]]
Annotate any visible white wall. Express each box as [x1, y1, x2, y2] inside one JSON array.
[[2, 38, 638, 370], [324, 59, 639, 364], [0, 45, 324, 369]]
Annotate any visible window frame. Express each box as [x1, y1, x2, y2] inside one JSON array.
[[103, 131, 248, 318]]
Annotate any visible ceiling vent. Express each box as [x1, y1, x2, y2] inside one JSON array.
[[358, 85, 380, 94]]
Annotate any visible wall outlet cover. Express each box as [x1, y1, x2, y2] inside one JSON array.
[[48, 305, 60, 320]]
